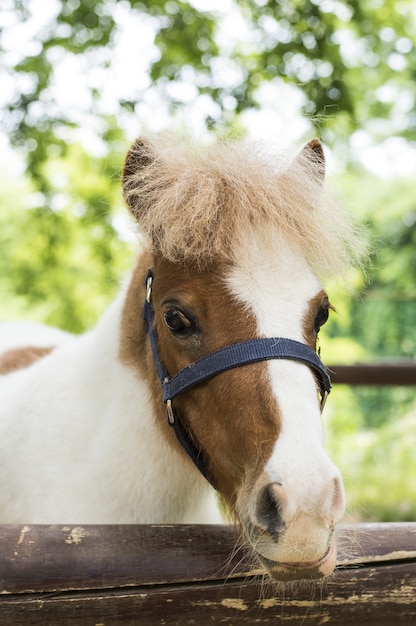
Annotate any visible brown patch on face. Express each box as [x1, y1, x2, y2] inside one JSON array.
[[119, 251, 181, 469], [0, 345, 54, 375], [119, 252, 281, 508], [119, 250, 154, 376], [302, 290, 333, 349]]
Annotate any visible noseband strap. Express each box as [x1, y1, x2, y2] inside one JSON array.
[[162, 338, 330, 404], [143, 270, 331, 487]]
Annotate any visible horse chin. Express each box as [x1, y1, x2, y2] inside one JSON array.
[[256, 538, 337, 582]]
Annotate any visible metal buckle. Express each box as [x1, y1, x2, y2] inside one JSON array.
[[320, 390, 328, 413], [146, 275, 153, 303], [166, 399, 175, 425]]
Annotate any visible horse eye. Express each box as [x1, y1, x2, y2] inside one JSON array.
[[164, 309, 195, 335], [314, 305, 330, 334]]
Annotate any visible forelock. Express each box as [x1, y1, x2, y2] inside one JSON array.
[[123, 134, 364, 277]]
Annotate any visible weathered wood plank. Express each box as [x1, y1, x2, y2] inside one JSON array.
[[1, 523, 416, 594], [0, 524, 248, 593], [0, 523, 415, 625], [0, 562, 415, 625]]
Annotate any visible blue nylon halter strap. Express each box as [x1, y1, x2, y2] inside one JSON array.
[[162, 338, 331, 404], [143, 270, 331, 488]]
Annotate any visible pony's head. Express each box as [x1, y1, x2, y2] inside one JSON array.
[[121, 135, 360, 581]]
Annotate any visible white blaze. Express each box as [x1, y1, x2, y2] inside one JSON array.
[[228, 229, 343, 521]]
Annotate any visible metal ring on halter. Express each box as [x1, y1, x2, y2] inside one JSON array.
[[166, 399, 175, 425], [320, 390, 329, 413], [146, 275, 153, 303]]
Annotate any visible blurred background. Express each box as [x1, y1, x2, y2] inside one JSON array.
[[0, 0, 415, 521]]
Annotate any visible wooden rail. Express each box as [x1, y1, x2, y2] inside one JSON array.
[[1, 523, 416, 625], [329, 361, 416, 386]]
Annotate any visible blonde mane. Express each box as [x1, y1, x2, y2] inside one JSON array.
[[123, 134, 363, 277]]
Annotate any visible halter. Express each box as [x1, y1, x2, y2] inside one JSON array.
[[143, 270, 331, 488]]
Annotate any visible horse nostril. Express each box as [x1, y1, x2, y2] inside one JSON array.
[[330, 474, 346, 523], [256, 482, 286, 539]]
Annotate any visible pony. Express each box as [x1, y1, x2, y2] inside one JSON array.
[[0, 134, 360, 581]]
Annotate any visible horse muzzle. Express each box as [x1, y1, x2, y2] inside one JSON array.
[[237, 474, 344, 581], [255, 536, 337, 581]]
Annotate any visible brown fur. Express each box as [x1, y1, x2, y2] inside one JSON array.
[[122, 135, 364, 276], [120, 252, 280, 505], [302, 290, 333, 349], [0, 346, 54, 375]]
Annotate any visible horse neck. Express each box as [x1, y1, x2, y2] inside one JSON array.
[[0, 281, 217, 524]]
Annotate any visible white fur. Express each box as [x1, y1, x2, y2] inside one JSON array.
[[229, 229, 345, 560], [0, 320, 72, 351], [0, 298, 220, 524]]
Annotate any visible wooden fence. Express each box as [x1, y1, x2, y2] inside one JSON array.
[[1, 363, 415, 625], [329, 360, 416, 386], [1, 523, 416, 625]]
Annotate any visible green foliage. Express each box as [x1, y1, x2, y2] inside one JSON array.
[[3, 0, 117, 187], [2, 0, 415, 193], [326, 390, 416, 521], [150, 1, 219, 82], [326, 172, 416, 367], [0, 143, 135, 332], [321, 172, 416, 521]]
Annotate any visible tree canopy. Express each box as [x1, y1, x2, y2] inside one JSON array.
[[1, 0, 415, 187]]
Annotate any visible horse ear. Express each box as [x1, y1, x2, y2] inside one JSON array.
[[122, 137, 157, 218], [293, 139, 325, 184]]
